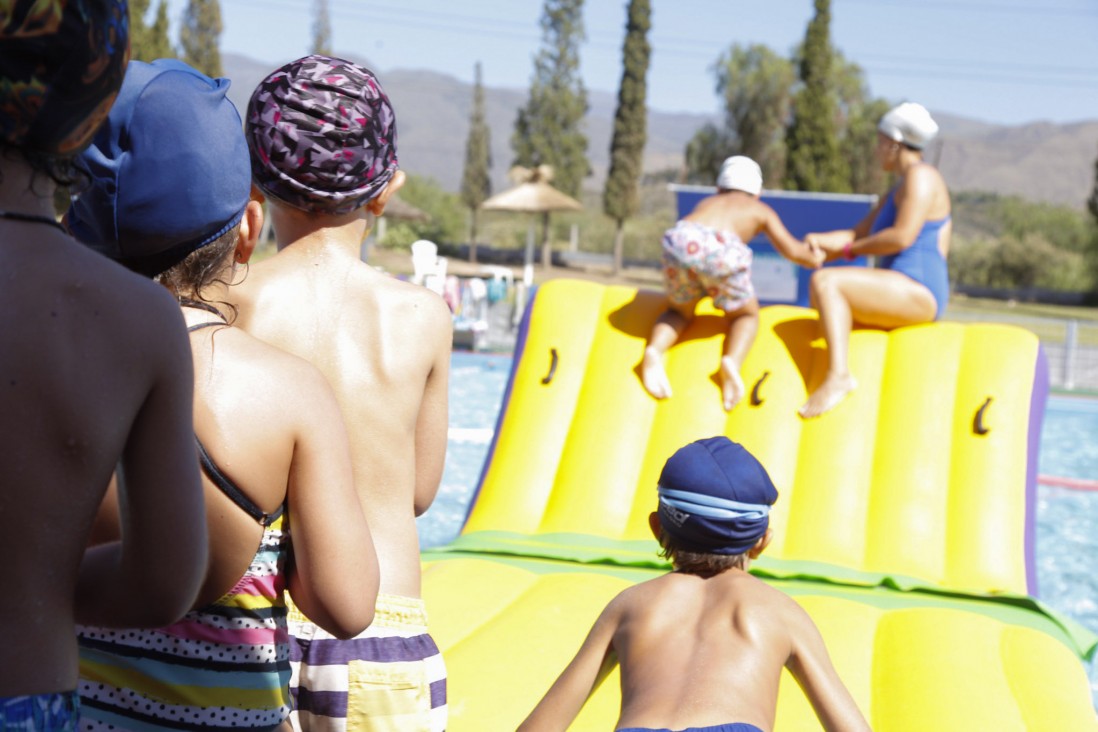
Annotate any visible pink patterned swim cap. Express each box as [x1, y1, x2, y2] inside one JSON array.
[[245, 55, 398, 215]]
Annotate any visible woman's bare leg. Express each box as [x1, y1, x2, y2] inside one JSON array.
[[641, 300, 697, 400], [799, 267, 937, 418], [720, 298, 759, 411]]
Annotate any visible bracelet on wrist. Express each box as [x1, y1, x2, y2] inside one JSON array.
[[843, 242, 855, 261]]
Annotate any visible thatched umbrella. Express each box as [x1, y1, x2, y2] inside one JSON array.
[[383, 195, 431, 223], [481, 165, 582, 277]]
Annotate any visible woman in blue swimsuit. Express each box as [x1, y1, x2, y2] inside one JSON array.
[[799, 102, 952, 418]]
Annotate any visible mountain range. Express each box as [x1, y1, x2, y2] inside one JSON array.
[[223, 53, 1097, 211]]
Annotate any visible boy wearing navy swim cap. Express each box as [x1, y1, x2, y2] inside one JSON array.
[[520, 437, 870, 732]]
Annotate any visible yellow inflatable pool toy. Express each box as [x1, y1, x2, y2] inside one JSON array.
[[423, 279, 1097, 730]]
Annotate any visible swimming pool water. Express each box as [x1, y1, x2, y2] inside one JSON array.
[[418, 353, 1098, 705]]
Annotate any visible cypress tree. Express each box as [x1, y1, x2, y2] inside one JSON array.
[[312, 0, 332, 57], [146, 0, 176, 61], [460, 62, 492, 264], [783, 0, 849, 192], [181, 0, 223, 78], [512, 0, 589, 199], [603, 0, 651, 273], [128, 0, 151, 60], [129, 0, 176, 62], [1088, 151, 1098, 227]]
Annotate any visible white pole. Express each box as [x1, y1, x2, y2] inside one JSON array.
[[1064, 319, 1078, 391]]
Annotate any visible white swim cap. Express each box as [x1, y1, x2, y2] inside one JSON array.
[[878, 102, 939, 150], [716, 156, 763, 196]]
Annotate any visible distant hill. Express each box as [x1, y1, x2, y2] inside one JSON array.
[[223, 53, 1097, 210]]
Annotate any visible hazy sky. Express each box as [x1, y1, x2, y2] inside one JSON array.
[[168, 0, 1098, 126]]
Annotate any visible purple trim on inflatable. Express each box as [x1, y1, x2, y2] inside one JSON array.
[[1025, 346, 1049, 597], [460, 285, 538, 529]]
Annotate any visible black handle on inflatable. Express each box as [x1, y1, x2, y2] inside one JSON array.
[[974, 397, 993, 435], [541, 348, 559, 385], [751, 371, 770, 406]]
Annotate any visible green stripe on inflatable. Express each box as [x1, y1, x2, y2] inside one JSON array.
[[428, 531, 1098, 659]]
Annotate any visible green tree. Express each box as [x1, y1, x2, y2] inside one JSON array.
[[312, 0, 332, 56], [715, 44, 794, 185], [1088, 149, 1098, 227], [128, 0, 176, 62], [684, 122, 735, 185], [783, 0, 849, 192], [1088, 150, 1098, 288], [603, 0, 651, 273], [181, 0, 223, 78], [128, 0, 151, 58], [146, 0, 176, 60], [460, 62, 492, 264], [387, 174, 464, 248], [826, 51, 889, 194], [512, 0, 589, 203]]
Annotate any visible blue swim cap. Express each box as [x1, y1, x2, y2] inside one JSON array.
[[68, 59, 251, 278], [657, 437, 778, 555]]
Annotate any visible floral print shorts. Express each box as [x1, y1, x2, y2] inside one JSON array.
[[661, 220, 754, 313]]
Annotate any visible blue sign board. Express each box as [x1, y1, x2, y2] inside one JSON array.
[[671, 186, 877, 306]]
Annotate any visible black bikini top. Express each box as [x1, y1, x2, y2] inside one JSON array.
[[188, 320, 285, 527]]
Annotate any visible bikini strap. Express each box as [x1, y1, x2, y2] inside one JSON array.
[[195, 437, 285, 527], [187, 321, 225, 333]]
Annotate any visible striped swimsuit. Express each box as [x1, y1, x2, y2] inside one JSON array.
[[78, 321, 293, 731], [77, 512, 291, 730]]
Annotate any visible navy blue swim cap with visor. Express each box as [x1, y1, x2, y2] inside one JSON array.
[[68, 59, 252, 278], [657, 437, 778, 555]]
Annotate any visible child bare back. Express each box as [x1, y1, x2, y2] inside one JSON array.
[[0, 2, 207, 721], [520, 437, 870, 732], [232, 56, 453, 731], [642, 157, 822, 411]]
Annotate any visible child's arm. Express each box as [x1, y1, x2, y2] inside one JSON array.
[[761, 205, 824, 269], [285, 358, 379, 639], [76, 295, 208, 628], [413, 292, 453, 516], [517, 598, 623, 732], [784, 600, 872, 732]]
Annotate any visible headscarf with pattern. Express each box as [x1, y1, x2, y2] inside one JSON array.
[[0, 0, 129, 156]]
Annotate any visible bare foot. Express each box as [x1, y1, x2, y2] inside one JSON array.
[[720, 356, 745, 411], [799, 373, 858, 418], [641, 346, 673, 400]]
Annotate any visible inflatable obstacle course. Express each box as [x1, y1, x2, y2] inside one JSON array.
[[424, 279, 1097, 730]]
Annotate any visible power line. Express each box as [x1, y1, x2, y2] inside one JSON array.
[[221, 0, 1098, 91], [838, 0, 1097, 17]]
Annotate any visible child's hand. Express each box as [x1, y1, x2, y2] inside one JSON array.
[[799, 240, 825, 269], [805, 233, 847, 263]]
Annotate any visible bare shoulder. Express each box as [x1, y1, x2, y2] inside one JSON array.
[[900, 162, 947, 195], [753, 197, 780, 222], [232, 327, 331, 394], [65, 244, 187, 347], [373, 274, 454, 336]]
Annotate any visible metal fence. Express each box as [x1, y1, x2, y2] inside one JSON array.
[[944, 312, 1098, 393]]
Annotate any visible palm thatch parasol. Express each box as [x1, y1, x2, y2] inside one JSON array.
[[383, 195, 431, 223], [481, 165, 582, 275]]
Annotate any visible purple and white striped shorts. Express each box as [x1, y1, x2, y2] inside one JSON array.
[[287, 593, 446, 732]]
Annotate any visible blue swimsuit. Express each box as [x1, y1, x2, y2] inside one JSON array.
[[870, 187, 951, 319]]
